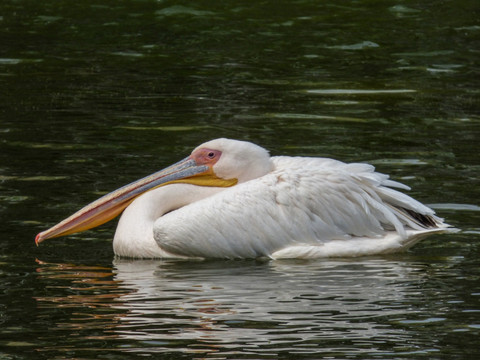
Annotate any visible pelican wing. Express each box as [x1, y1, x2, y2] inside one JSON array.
[[154, 156, 446, 259]]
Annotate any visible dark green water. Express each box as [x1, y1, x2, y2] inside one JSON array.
[[1, 0, 479, 358]]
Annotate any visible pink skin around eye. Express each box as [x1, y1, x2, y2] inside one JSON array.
[[191, 148, 222, 166]]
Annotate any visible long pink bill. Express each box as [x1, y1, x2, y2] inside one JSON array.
[[35, 157, 208, 245]]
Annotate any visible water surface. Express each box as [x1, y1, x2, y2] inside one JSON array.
[[0, 0, 479, 359]]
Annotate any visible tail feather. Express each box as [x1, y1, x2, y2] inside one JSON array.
[[397, 206, 440, 228], [375, 179, 448, 232]]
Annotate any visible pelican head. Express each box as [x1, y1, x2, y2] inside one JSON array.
[[35, 138, 273, 245], [194, 138, 272, 183]]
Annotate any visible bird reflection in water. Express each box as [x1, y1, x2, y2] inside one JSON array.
[[33, 257, 436, 357]]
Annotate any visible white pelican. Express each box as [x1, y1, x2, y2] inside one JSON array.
[[35, 138, 452, 259]]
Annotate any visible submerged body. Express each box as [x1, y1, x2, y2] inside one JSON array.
[[36, 138, 451, 259]]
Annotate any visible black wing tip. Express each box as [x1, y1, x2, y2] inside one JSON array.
[[400, 207, 441, 229]]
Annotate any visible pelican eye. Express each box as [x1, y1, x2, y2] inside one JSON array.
[[193, 148, 221, 165]]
